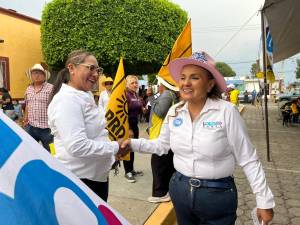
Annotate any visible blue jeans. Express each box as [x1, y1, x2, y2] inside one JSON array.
[[25, 124, 53, 152], [169, 172, 237, 225]]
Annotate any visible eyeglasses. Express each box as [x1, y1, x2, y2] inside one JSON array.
[[76, 63, 104, 75]]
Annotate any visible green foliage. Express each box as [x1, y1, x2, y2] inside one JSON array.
[[250, 63, 258, 77], [41, 0, 188, 75], [215, 62, 236, 77], [147, 73, 156, 84], [296, 59, 300, 80]]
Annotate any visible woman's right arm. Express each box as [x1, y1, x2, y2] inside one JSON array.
[[49, 97, 119, 158], [130, 117, 171, 156]]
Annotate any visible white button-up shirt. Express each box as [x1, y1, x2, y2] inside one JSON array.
[[98, 90, 110, 111], [131, 98, 275, 209], [48, 84, 118, 182]]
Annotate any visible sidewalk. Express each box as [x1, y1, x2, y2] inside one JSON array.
[[109, 103, 300, 225]]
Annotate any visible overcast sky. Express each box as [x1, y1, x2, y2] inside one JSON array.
[[0, 0, 298, 84]]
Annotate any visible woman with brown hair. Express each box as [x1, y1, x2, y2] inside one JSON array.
[[123, 51, 274, 225], [47, 50, 128, 201]]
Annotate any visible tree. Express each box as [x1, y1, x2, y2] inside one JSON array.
[[296, 59, 300, 80], [250, 63, 258, 77], [215, 62, 236, 77], [41, 0, 188, 76]]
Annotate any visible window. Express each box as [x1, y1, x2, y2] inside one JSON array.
[[0, 57, 9, 90]]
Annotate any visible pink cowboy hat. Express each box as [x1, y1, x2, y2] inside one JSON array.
[[169, 51, 227, 92]]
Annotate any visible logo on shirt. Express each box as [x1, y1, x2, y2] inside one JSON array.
[[203, 121, 223, 129], [173, 118, 183, 127]]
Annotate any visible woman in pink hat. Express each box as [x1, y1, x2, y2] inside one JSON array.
[[122, 51, 274, 225]]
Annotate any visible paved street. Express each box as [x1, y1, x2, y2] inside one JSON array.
[[235, 103, 300, 225], [109, 103, 300, 225]]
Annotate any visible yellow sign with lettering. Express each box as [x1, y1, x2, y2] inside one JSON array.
[[105, 57, 130, 160]]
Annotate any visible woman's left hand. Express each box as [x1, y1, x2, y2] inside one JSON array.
[[257, 208, 274, 225]]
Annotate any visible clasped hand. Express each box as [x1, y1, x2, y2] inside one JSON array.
[[116, 139, 131, 160]]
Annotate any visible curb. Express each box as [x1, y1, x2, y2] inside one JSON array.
[[144, 202, 176, 225], [239, 104, 245, 113]]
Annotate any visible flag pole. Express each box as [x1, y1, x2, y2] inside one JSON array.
[[261, 10, 271, 162]]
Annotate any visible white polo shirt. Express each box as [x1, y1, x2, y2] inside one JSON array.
[[48, 84, 119, 182], [131, 98, 275, 209]]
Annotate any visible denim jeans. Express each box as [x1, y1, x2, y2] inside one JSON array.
[[25, 124, 53, 152], [169, 172, 237, 225]]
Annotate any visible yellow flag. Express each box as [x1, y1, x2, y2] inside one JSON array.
[[158, 19, 192, 86], [49, 143, 56, 156], [105, 57, 130, 160], [266, 56, 275, 83], [256, 72, 264, 79], [267, 69, 275, 83]]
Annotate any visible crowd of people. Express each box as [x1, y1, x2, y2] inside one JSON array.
[[1, 49, 275, 225]]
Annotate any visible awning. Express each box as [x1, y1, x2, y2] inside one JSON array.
[[263, 0, 300, 63]]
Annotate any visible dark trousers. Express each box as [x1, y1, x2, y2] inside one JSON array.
[[81, 178, 109, 202], [123, 119, 139, 174], [151, 150, 175, 197], [292, 113, 299, 123], [169, 172, 237, 225], [25, 124, 53, 152]]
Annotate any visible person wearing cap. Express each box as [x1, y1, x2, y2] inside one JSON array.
[[98, 76, 113, 110], [122, 51, 274, 225], [228, 83, 240, 106], [24, 63, 54, 152], [147, 76, 178, 203]]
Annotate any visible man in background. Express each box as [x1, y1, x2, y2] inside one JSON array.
[[24, 64, 53, 152]]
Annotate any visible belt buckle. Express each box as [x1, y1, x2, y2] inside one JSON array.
[[189, 178, 201, 188]]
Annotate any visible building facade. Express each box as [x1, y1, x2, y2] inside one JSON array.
[[0, 7, 43, 99]]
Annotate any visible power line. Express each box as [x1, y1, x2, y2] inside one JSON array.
[[214, 10, 259, 57], [226, 60, 256, 65], [193, 25, 260, 33], [192, 24, 260, 29]]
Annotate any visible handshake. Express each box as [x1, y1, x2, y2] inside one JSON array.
[[115, 139, 131, 160]]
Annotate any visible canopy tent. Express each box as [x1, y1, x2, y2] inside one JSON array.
[[261, 0, 300, 161], [263, 0, 300, 63]]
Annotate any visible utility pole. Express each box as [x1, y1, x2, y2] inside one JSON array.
[[261, 11, 271, 162]]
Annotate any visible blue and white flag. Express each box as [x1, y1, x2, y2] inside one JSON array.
[[264, 16, 274, 65], [0, 111, 130, 225]]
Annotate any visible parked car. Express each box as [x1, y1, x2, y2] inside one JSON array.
[[276, 90, 300, 102], [238, 94, 253, 103]]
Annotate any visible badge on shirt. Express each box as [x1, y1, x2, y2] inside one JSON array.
[[203, 121, 223, 129], [173, 118, 183, 127]]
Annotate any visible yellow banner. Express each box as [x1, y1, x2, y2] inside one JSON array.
[[256, 57, 275, 82], [105, 57, 130, 160], [158, 19, 192, 86]]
